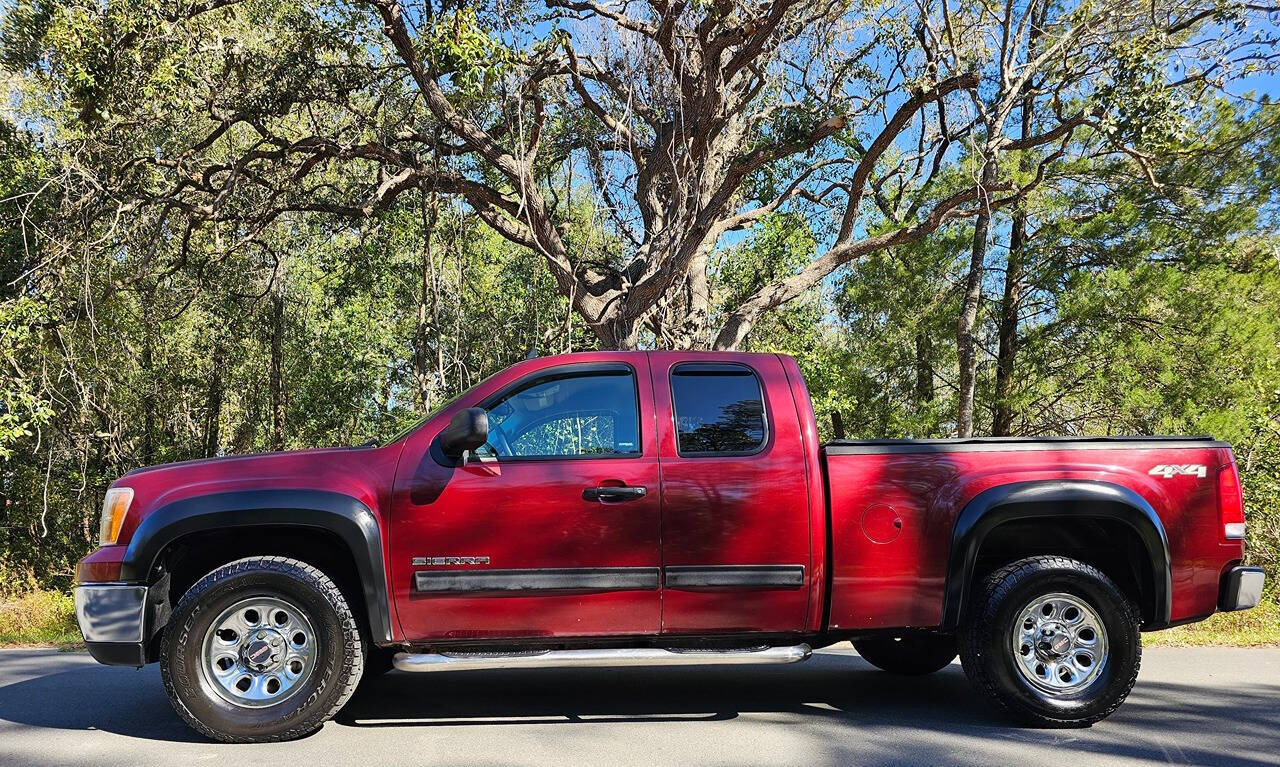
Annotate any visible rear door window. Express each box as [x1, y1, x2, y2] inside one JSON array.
[[670, 364, 767, 456]]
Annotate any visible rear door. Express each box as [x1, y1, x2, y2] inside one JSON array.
[[390, 359, 662, 640], [649, 353, 812, 634]]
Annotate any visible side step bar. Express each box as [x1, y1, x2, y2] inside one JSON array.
[[393, 644, 812, 673]]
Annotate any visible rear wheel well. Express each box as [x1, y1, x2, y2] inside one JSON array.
[[969, 517, 1157, 626], [145, 525, 368, 660]]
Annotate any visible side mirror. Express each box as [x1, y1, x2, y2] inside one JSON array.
[[438, 407, 489, 458]]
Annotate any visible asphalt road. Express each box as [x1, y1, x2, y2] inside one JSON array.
[[0, 644, 1276, 767]]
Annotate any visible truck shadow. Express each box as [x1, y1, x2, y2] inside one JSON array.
[[339, 649, 1280, 767], [336, 651, 990, 728], [2, 648, 1278, 766], [0, 650, 205, 743]]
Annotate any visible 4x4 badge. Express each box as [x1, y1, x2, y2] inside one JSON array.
[[1148, 464, 1207, 479]]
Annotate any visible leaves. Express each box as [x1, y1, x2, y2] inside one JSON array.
[[423, 8, 510, 95], [0, 0, 1278, 590]]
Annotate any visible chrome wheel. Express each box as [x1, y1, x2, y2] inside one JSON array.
[[1010, 592, 1108, 694], [200, 596, 319, 708]]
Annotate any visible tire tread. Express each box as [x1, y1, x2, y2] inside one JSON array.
[[160, 556, 364, 743], [958, 555, 1141, 727]]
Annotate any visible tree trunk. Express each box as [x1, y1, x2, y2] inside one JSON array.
[[141, 297, 156, 465], [673, 253, 712, 349], [956, 157, 998, 438], [413, 197, 441, 410], [268, 288, 286, 452], [993, 206, 1026, 436], [651, 258, 712, 350], [712, 311, 753, 352], [202, 342, 224, 457], [915, 331, 934, 405], [992, 7, 1043, 437], [594, 310, 645, 351]]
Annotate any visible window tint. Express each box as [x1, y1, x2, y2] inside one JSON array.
[[476, 371, 640, 459], [671, 366, 766, 455]]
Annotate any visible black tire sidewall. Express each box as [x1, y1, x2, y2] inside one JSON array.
[[163, 562, 355, 740], [979, 565, 1139, 721]]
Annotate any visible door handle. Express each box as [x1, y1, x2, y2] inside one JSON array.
[[582, 485, 647, 503]]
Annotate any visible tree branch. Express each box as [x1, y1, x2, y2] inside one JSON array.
[[713, 182, 1013, 350]]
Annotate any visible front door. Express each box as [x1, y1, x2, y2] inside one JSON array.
[[390, 358, 661, 640]]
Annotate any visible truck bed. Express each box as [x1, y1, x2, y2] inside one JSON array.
[[820, 435, 1234, 632], [824, 435, 1225, 452]]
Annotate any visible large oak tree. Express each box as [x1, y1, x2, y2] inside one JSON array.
[[38, 0, 1270, 354]]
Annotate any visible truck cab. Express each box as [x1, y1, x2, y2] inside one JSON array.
[[387, 351, 818, 641]]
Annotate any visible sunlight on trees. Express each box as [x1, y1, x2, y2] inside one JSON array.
[[0, 0, 1277, 585]]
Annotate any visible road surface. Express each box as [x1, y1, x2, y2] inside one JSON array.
[[1, 644, 1275, 766]]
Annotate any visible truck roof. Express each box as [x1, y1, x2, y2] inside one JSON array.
[[526, 350, 783, 361]]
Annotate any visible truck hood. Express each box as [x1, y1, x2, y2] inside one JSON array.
[[120, 446, 375, 480], [111, 443, 404, 545]]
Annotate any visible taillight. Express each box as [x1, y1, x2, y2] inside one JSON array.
[[1218, 458, 1245, 540]]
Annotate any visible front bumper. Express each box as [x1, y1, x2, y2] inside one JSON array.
[[74, 583, 148, 666], [1219, 566, 1265, 612]]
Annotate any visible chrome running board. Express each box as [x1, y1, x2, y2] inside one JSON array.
[[392, 644, 812, 673]]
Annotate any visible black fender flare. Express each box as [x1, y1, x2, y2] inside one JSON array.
[[121, 489, 392, 643], [940, 480, 1172, 630]]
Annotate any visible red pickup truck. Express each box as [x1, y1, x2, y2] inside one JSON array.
[[74, 351, 1263, 741]]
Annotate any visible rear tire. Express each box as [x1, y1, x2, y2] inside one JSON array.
[[161, 556, 364, 742], [958, 555, 1141, 727], [854, 634, 958, 675]]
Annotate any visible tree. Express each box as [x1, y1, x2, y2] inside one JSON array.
[[2, 0, 1280, 589], [16, 1, 1271, 355], [936, 0, 1277, 435]]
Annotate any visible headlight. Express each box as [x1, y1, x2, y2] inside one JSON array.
[[99, 487, 134, 545]]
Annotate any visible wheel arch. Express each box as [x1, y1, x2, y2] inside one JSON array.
[[122, 489, 392, 645], [940, 480, 1172, 631]]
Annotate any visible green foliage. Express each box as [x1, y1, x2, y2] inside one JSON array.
[[423, 8, 511, 94], [1146, 595, 1280, 647], [0, 297, 54, 459], [1092, 29, 1195, 151], [0, 590, 80, 647], [716, 212, 817, 311], [827, 230, 970, 439], [0, 0, 1276, 624]]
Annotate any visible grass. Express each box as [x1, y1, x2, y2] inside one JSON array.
[[1145, 595, 1280, 647], [0, 590, 83, 648], [0, 588, 1276, 650]]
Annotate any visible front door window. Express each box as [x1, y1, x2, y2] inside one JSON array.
[[477, 372, 640, 459]]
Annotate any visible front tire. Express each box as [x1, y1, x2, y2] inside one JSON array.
[[958, 555, 1141, 727], [854, 634, 957, 675], [161, 556, 364, 742]]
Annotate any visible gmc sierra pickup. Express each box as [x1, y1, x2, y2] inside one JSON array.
[[74, 351, 1264, 741]]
